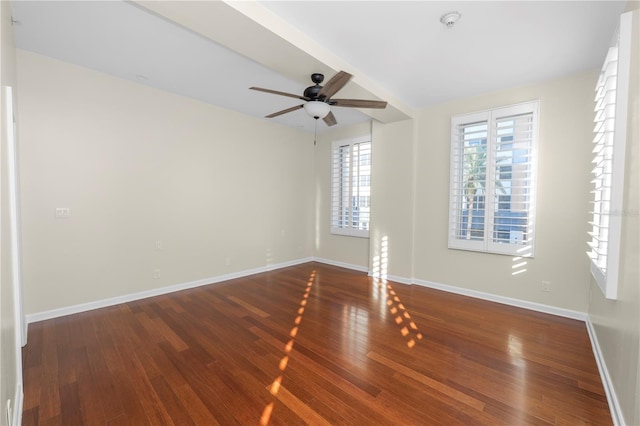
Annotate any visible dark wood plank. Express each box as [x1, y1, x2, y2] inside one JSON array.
[[22, 262, 612, 425]]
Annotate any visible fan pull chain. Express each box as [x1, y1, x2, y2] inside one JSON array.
[[314, 119, 318, 146]]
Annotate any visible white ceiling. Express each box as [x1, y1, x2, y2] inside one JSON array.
[[261, 1, 626, 107], [11, 1, 627, 133]]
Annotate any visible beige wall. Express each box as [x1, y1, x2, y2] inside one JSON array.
[[413, 71, 597, 312], [313, 121, 371, 268], [1, 0, 21, 423], [17, 50, 314, 315], [316, 71, 598, 313], [313, 118, 416, 278], [319, 71, 598, 313], [16, 26, 609, 320], [588, 7, 640, 425], [319, 71, 599, 313], [369, 119, 415, 281]]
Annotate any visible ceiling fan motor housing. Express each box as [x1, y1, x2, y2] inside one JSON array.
[[304, 73, 327, 100], [304, 84, 323, 100]]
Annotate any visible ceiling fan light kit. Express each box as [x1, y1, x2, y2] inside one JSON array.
[[304, 101, 331, 119], [250, 71, 387, 127]]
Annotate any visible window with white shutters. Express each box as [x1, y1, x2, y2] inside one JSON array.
[[449, 102, 539, 256], [331, 136, 371, 237], [588, 12, 632, 300]]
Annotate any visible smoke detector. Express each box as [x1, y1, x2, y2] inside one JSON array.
[[440, 11, 461, 28]]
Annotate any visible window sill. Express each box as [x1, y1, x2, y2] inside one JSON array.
[[331, 228, 370, 238]]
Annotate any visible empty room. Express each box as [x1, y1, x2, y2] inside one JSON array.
[[0, 0, 638, 425]]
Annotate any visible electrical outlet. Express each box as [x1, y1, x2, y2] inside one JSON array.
[[154, 240, 162, 250], [153, 269, 161, 280], [541, 280, 551, 292]]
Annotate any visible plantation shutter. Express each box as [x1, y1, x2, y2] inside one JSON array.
[[587, 11, 632, 301], [588, 46, 617, 275], [489, 111, 535, 254], [449, 102, 539, 256], [449, 113, 489, 252], [331, 136, 371, 237], [331, 144, 351, 230]]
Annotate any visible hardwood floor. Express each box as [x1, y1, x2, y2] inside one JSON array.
[[21, 262, 611, 425]]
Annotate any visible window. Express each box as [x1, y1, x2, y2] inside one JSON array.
[[448, 101, 539, 256], [588, 12, 632, 300], [331, 136, 371, 237]]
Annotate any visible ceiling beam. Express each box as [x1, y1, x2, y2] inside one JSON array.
[[133, 0, 413, 124]]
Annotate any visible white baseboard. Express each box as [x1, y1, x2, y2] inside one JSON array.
[[367, 271, 412, 285], [314, 261, 587, 321], [585, 317, 624, 426], [312, 257, 369, 273], [28, 256, 585, 324], [12, 383, 22, 426], [411, 278, 587, 321], [322, 259, 586, 321], [26, 257, 313, 324]]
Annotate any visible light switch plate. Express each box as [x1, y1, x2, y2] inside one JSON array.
[[55, 207, 70, 219]]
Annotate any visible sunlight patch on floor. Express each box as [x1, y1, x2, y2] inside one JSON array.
[[260, 270, 327, 425]]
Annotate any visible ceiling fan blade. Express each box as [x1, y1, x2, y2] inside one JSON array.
[[250, 87, 309, 101], [331, 99, 388, 109], [323, 111, 337, 126], [318, 71, 352, 99], [265, 104, 304, 118]]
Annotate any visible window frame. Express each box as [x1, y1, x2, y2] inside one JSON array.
[[448, 101, 540, 256], [330, 135, 372, 238]]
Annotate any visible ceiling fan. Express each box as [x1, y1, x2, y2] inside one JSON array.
[[250, 71, 387, 127]]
